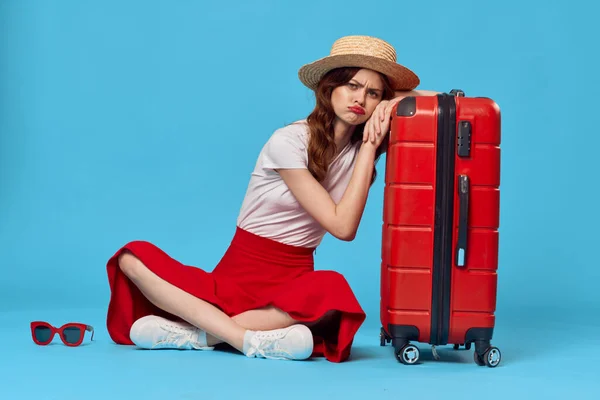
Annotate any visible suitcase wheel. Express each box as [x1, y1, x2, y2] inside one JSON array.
[[474, 346, 501, 368], [395, 344, 420, 365]]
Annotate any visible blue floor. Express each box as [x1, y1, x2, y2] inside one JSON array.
[[2, 307, 599, 399]]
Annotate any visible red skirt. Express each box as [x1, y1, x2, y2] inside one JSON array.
[[105, 227, 366, 362]]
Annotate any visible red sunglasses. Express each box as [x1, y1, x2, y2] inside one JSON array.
[[30, 321, 95, 346]]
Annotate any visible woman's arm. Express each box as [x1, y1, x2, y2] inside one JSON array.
[[275, 91, 441, 242], [277, 141, 379, 241]]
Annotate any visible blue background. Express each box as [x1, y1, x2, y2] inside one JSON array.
[[1, 0, 598, 398]]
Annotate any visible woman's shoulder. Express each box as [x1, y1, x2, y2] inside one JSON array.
[[272, 119, 309, 139], [267, 119, 309, 149], [259, 120, 309, 169]]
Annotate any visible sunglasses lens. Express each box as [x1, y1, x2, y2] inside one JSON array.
[[63, 327, 83, 344], [34, 326, 52, 343]]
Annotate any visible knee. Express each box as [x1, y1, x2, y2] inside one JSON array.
[[118, 251, 144, 278]]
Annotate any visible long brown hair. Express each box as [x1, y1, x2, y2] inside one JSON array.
[[305, 67, 395, 185]]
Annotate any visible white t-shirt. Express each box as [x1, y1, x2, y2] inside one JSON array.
[[236, 120, 361, 248]]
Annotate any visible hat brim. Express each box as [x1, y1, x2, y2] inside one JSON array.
[[298, 54, 420, 91]]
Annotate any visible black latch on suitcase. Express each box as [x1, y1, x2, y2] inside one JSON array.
[[457, 121, 471, 157]]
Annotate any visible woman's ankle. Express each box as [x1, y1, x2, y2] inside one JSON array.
[[204, 325, 246, 353], [206, 333, 224, 347]]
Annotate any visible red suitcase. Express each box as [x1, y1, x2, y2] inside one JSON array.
[[379, 89, 502, 367]]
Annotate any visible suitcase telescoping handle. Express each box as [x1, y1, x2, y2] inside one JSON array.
[[456, 175, 469, 267], [449, 89, 465, 97]]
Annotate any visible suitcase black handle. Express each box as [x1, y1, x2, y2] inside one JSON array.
[[455, 175, 469, 267]]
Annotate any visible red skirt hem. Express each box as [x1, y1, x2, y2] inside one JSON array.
[[106, 227, 366, 363]]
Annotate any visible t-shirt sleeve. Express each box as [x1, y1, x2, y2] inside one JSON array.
[[261, 129, 308, 170]]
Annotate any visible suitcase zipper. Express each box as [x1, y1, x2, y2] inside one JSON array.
[[431, 93, 456, 346]]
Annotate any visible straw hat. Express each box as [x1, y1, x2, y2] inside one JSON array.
[[298, 35, 420, 91]]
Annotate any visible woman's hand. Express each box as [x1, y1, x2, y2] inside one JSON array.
[[362, 90, 440, 146], [362, 96, 405, 146]]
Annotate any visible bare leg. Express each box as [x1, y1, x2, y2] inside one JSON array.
[[205, 308, 340, 347], [118, 252, 247, 352], [234, 307, 296, 330], [205, 306, 297, 346]]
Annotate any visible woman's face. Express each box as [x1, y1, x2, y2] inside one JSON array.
[[331, 68, 384, 127]]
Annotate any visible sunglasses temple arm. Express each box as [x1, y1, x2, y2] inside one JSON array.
[[86, 325, 95, 341]]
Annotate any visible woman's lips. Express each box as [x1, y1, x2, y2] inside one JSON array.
[[349, 106, 365, 115]]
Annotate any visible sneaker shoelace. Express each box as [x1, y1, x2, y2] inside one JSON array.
[[247, 331, 293, 360], [155, 322, 199, 349]]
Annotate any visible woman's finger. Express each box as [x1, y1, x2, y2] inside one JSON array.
[[381, 105, 393, 135], [371, 117, 376, 143], [386, 97, 402, 118]]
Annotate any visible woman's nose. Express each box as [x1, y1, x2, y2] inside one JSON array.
[[354, 91, 366, 105]]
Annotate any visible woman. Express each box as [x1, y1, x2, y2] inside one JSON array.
[[105, 35, 436, 362]]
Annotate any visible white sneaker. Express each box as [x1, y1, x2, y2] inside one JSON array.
[[243, 324, 313, 360], [129, 315, 214, 350]]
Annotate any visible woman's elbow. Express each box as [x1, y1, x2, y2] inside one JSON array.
[[331, 224, 357, 242], [340, 230, 357, 241]]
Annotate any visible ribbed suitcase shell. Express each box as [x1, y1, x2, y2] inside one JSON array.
[[379, 91, 502, 367]]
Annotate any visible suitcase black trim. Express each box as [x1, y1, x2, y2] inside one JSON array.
[[466, 327, 495, 355], [396, 96, 416, 116], [465, 327, 494, 342], [430, 93, 456, 345], [387, 324, 420, 346]]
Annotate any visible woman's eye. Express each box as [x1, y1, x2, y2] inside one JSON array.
[[348, 83, 358, 89]]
